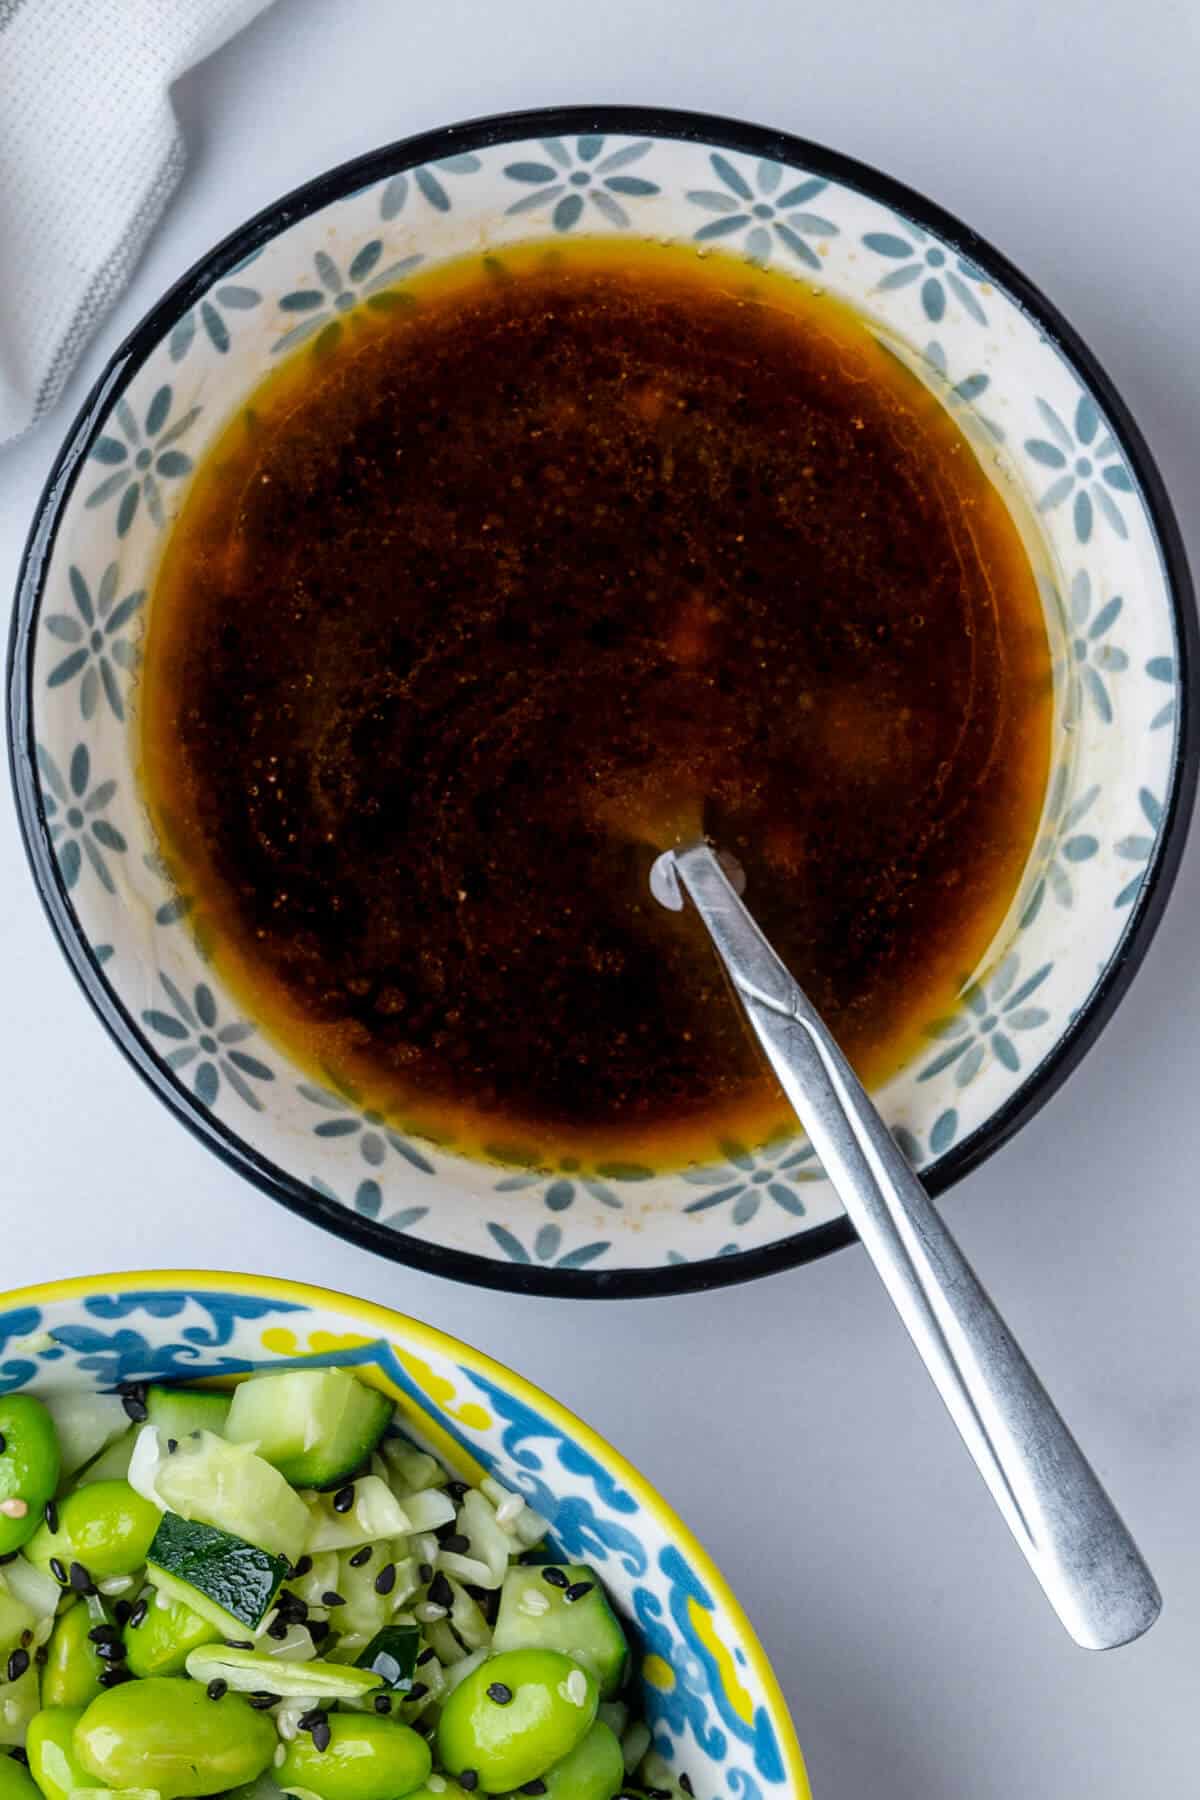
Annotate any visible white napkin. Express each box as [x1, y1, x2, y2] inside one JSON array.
[[0, 0, 278, 447]]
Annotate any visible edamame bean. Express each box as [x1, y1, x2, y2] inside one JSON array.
[[124, 1592, 219, 1679], [437, 1650, 598, 1794], [278, 1713, 431, 1800], [0, 1397, 60, 1556], [26, 1706, 92, 1800], [519, 1721, 624, 1800], [42, 1603, 104, 1709], [0, 1753, 40, 1800], [26, 1481, 159, 1582], [74, 1675, 276, 1799]]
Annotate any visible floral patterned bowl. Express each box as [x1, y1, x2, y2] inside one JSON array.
[[9, 106, 1196, 1297], [0, 1269, 806, 1799]]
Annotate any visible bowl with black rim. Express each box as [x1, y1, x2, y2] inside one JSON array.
[[9, 105, 1195, 1298]]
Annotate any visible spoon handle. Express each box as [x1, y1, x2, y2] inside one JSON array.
[[673, 843, 1161, 1651]]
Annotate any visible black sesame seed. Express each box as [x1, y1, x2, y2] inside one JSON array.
[[348, 1546, 372, 1568], [249, 1692, 280, 1710], [297, 1708, 327, 1732], [331, 1485, 355, 1514], [33, 1647, 47, 1668], [113, 1600, 133, 1628], [0, 1434, 10, 1456], [407, 1682, 429, 1702], [166, 1438, 179, 1454], [88, 1624, 122, 1646], [417, 1647, 436, 1666], [120, 1394, 149, 1423], [646, 1789, 674, 1799], [418, 1562, 433, 1584], [486, 1681, 513, 1706], [373, 1694, 392, 1715], [48, 1557, 67, 1585], [520, 1784, 548, 1797], [680, 1777, 695, 1797], [564, 1580, 594, 1604], [223, 1639, 253, 1651], [127, 1599, 149, 1630], [98, 1667, 132, 1688], [307, 1619, 331, 1645], [441, 1533, 470, 1555], [6, 1649, 29, 1682], [446, 1481, 468, 1502], [541, 1567, 569, 1589], [206, 1679, 228, 1701], [460, 1773, 479, 1793], [291, 1555, 313, 1579], [321, 1591, 345, 1608], [428, 1571, 453, 1610], [311, 1720, 332, 1754], [267, 1618, 289, 1640], [94, 1639, 124, 1662], [43, 1500, 58, 1533], [373, 1563, 396, 1596], [68, 1561, 96, 1595]]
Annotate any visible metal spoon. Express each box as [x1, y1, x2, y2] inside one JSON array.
[[653, 840, 1161, 1651]]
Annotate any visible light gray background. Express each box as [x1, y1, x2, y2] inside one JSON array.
[[2, 2, 1198, 1794]]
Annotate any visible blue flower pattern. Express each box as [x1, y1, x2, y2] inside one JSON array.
[[919, 957, 1052, 1087], [1067, 569, 1128, 722], [38, 743, 126, 893], [862, 220, 987, 323], [486, 1221, 611, 1270], [1021, 769, 1101, 925], [85, 387, 200, 536], [1114, 788, 1163, 909], [379, 155, 483, 219], [687, 155, 837, 269], [310, 1175, 429, 1235], [493, 1158, 633, 1214], [142, 975, 274, 1110], [1024, 395, 1132, 543], [682, 1140, 819, 1224], [44, 564, 143, 722], [274, 242, 424, 355], [298, 1082, 435, 1174], [504, 136, 659, 232]]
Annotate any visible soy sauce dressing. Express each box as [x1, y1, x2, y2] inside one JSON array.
[[139, 239, 1053, 1169]]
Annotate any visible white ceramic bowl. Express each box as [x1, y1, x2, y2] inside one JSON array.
[[10, 106, 1195, 1296]]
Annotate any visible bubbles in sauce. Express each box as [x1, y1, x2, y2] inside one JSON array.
[[139, 239, 1053, 1169]]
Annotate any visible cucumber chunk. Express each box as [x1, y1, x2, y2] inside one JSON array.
[[143, 1430, 308, 1565], [226, 1370, 392, 1490], [144, 1388, 231, 1444], [493, 1565, 629, 1698], [75, 1431, 135, 1488], [147, 1512, 288, 1634], [42, 1394, 128, 1483], [355, 1624, 421, 1692], [184, 1644, 382, 1700]]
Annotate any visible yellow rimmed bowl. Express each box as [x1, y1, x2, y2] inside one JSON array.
[[0, 1269, 807, 1800]]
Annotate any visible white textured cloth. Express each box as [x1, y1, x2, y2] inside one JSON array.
[[0, 0, 277, 446]]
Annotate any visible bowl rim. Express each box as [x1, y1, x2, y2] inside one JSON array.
[[0, 1265, 811, 1798], [8, 102, 1197, 1301]]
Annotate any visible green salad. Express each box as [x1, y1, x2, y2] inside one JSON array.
[[0, 1370, 681, 1800]]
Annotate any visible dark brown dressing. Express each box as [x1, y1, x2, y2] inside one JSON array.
[[140, 240, 1052, 1168]]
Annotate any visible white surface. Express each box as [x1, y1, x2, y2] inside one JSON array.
[[1, 2, 1197, 1794]]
